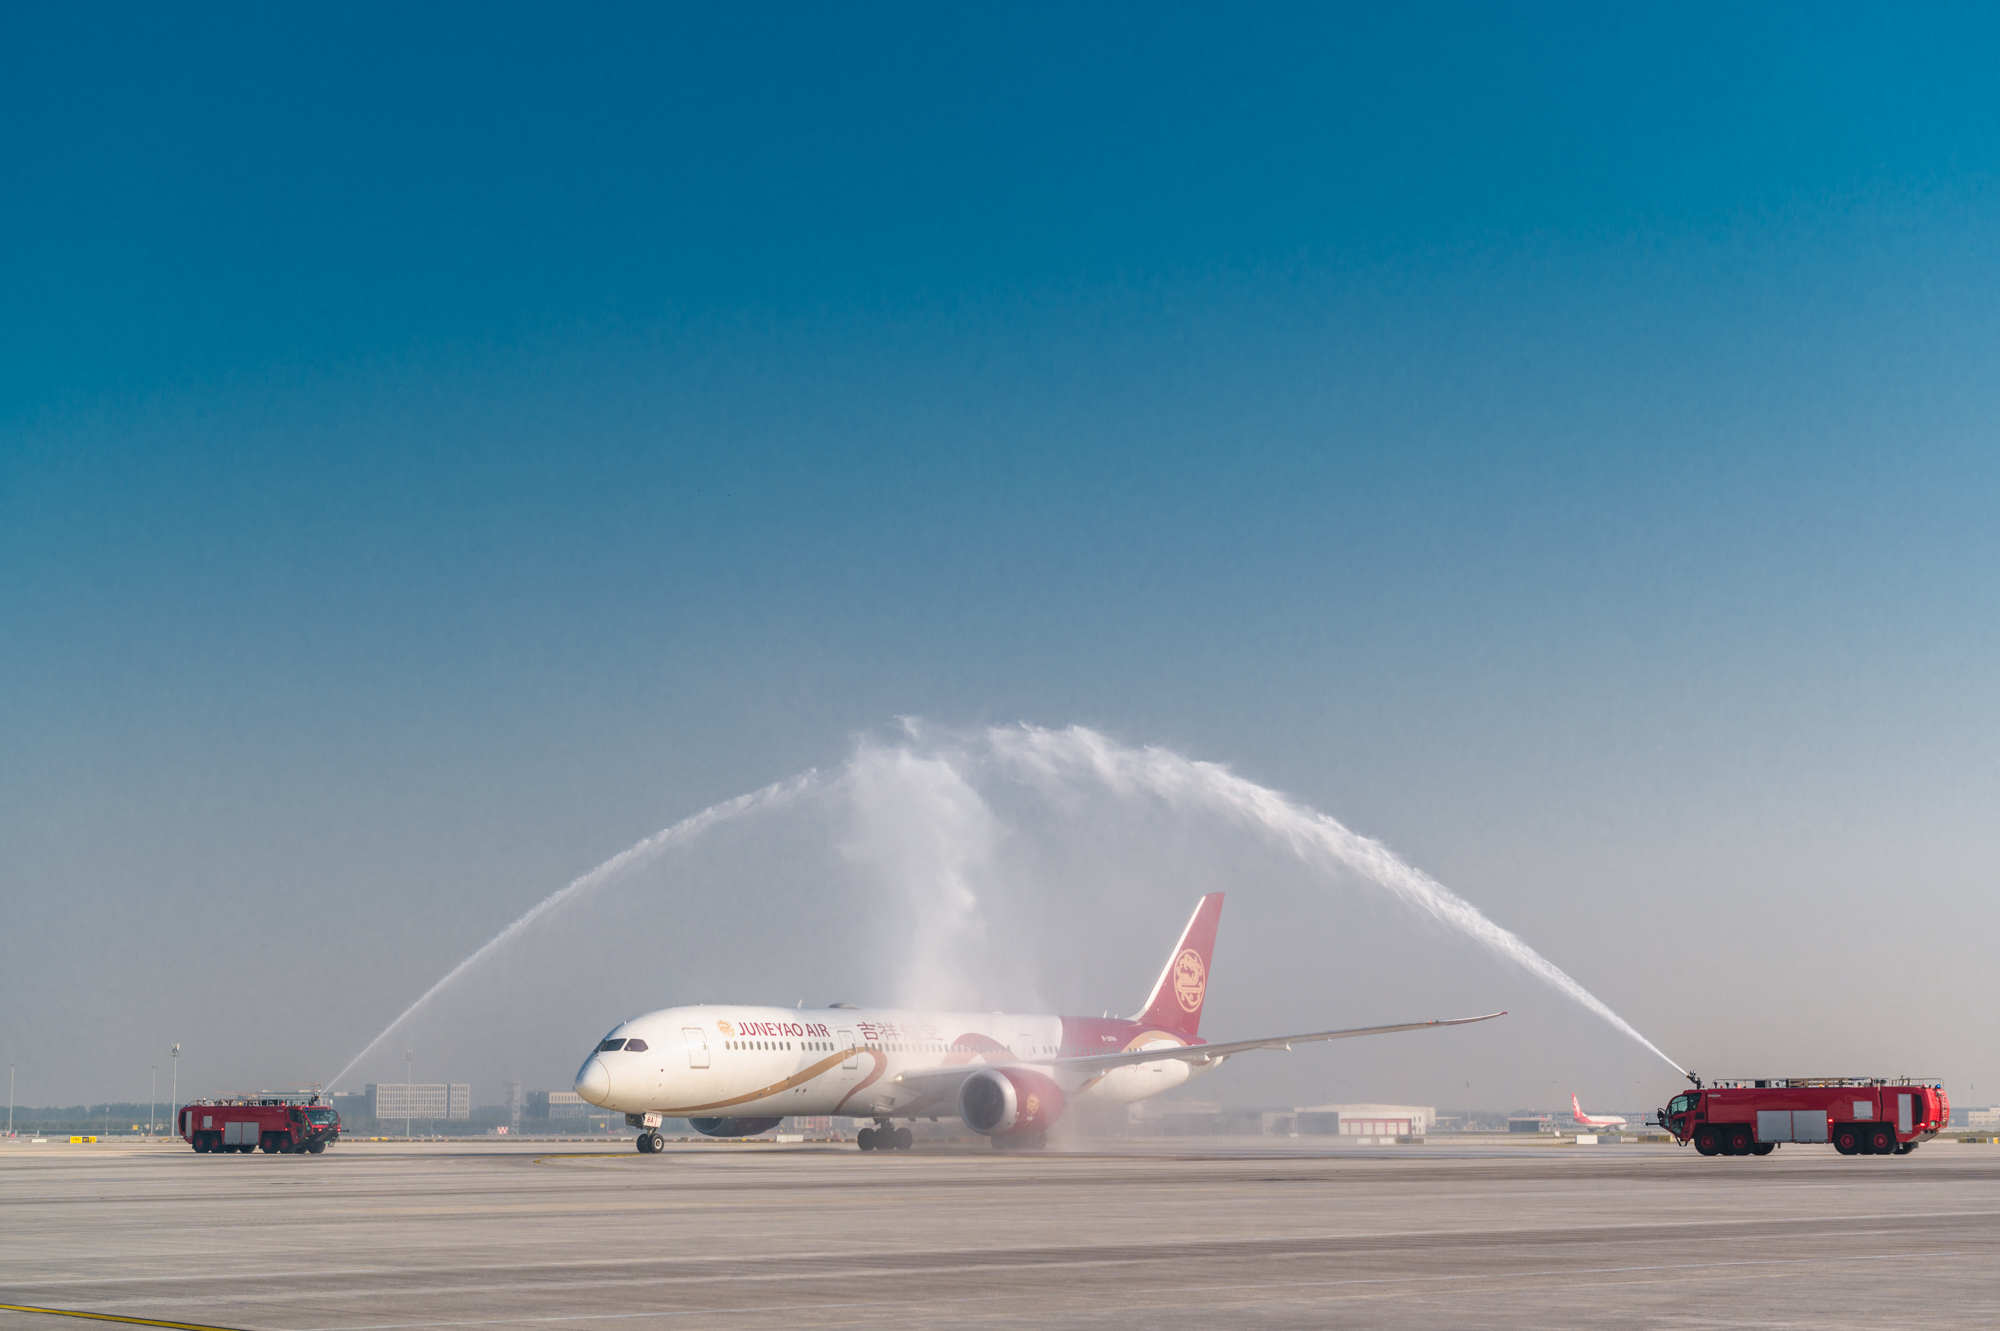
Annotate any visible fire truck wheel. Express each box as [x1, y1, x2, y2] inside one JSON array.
[[1751, 1142, 1775, 1156], [1725, 1127, 1753, 1156], [1866, 1128, 1894, 1154], [309, 1140, 326, 1154], [1693, 1127, 1720, 1156], [1895, 1142, 1917, 1154]]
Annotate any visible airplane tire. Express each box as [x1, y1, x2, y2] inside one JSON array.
[[856, 1128, 876, 1151], [894, 1127, 913, 1151]]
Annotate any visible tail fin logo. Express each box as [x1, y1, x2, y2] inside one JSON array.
[[1172, 949, 1207, 1012]]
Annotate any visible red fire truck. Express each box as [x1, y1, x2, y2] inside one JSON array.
[[1655, 1076, 1947, 1157], [178, 1093, 342, 1154]]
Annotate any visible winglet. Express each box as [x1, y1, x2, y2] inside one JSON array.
[[1133, 893, 1224, 1039]]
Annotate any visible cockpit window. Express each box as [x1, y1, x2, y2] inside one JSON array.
[[624, 1038, 648, 1052], [597, 1038, 627, 1052]]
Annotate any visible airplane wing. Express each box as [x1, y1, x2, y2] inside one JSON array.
[[892, 1011, 1505, 1097]]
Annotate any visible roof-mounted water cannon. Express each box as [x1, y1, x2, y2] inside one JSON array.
[[1686, 1071, 1703, 1089]]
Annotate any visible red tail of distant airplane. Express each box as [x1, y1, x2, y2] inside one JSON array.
[[1572, 1093, 1628, 1128]]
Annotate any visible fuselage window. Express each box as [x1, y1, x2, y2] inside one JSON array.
[[597, 1038, 626, 1052]]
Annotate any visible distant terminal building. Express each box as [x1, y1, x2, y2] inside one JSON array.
[[369, 1084, 471, 1120], [526, 1091, 591, 1119], [1295, 1104, 1435, 1137], [1509, 1116, 1556, 1133], [1967, 1107, 2000, 1130]]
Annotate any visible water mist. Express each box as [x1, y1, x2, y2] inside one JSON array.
[[328, 724, 1682, 1090]]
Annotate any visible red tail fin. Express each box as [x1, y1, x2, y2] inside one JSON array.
[[1134, 893, 1224, 1038]]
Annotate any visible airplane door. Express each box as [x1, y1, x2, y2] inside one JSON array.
[[683, 1027, 710, 1069], [1018, 1034, 1035, 1057], [839, 1030, 858, 1070]]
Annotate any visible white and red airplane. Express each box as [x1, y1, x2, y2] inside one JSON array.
[[1571, 1093, 1628, 1128], [573, 892, 1504, 1151]]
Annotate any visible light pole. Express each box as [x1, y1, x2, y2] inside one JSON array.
[[405, 1050, 412, 1140], [8, 1064, 14, 1137], [150, 1065, 157, 1138], [169, 1045, 179, 1140]]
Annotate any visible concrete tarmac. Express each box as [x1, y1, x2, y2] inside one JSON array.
[[4, 1136, 1998, 1329]]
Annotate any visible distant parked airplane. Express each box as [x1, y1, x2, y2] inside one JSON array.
[[1572, 1093, 1628, 1128], [573, 892, 1505, 1152]]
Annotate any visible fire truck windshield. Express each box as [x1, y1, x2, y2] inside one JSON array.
[[1667, 1094, 1697, 1116], [304, 1110, 337, 1125]]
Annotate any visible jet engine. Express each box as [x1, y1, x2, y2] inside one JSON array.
[[957, 1067, 1066, 1137], [687, 1116, 784, 1138]]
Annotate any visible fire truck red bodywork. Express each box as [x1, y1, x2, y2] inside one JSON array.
[[1657, 1079, 1947, 1157], [178, 1095, 342, 1155]]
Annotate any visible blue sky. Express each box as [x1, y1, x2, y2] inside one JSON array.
[[4, 5, 1999, 1106]]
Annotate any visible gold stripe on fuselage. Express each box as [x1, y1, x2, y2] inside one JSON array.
[[656, 1047, 876, 1115]]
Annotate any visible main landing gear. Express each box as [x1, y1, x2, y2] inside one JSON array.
[[857, 1122, 913, 1151], [635, 1131, 665, 1153]]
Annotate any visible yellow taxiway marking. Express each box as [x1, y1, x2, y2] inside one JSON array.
[[0, 1305, 250, 1331]]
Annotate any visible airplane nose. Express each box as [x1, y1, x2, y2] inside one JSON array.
[[574, 1055, 612, 1106]]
